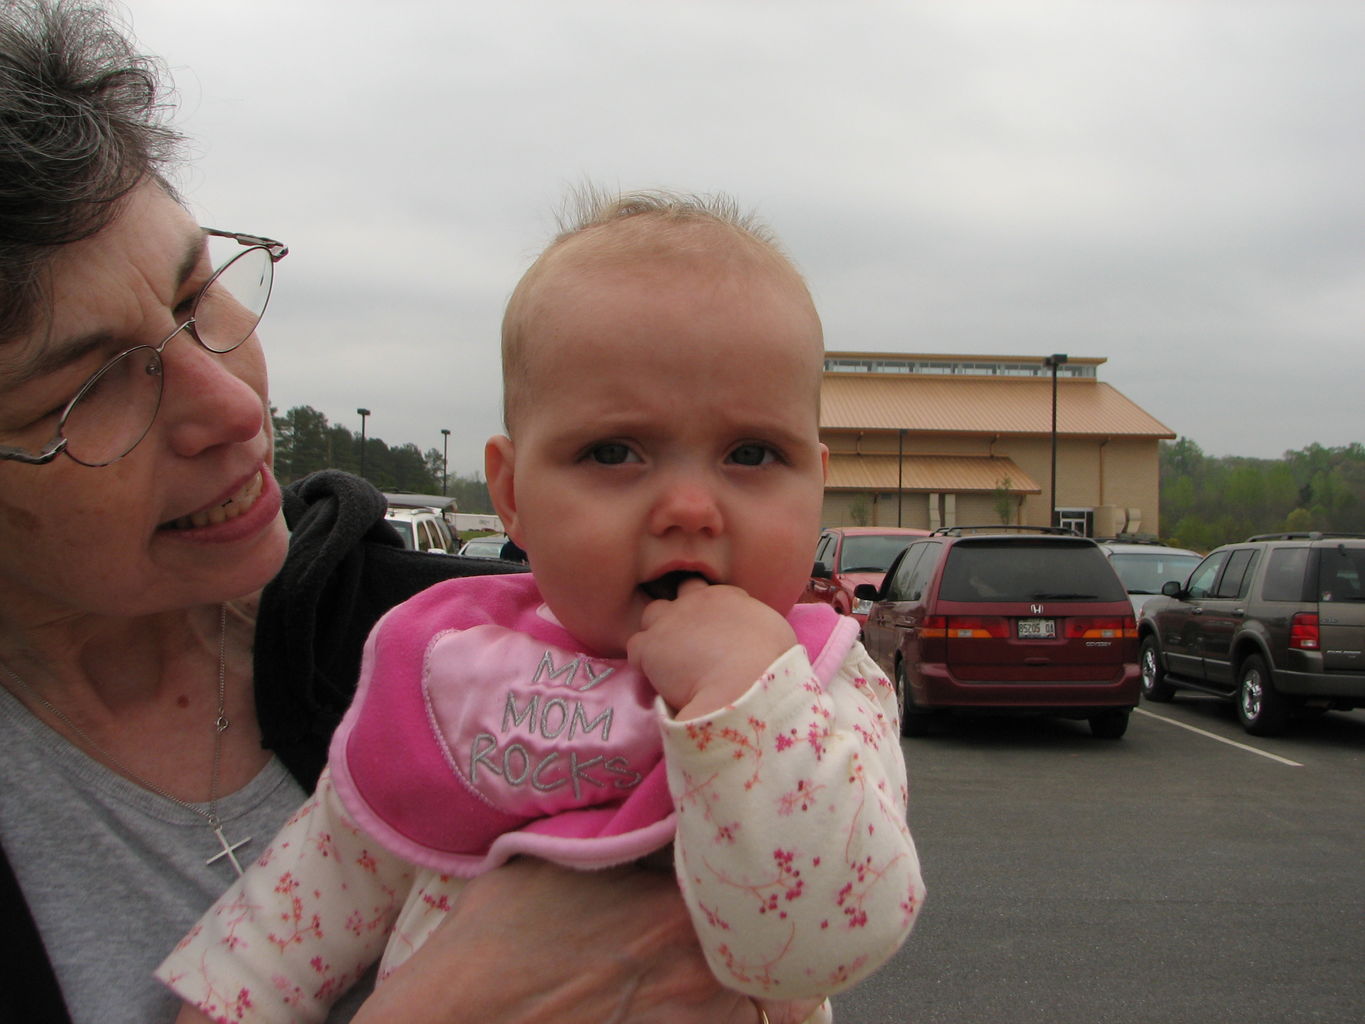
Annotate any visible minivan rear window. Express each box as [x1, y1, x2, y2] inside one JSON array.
[[939, 541, 1128, 603]]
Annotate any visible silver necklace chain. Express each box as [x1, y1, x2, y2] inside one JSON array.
[[0, 604, 251, 876]]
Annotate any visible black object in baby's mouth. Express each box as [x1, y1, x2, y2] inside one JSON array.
[[640, 570, 711, 601]]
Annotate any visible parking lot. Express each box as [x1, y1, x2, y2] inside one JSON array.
[[831, 700, 1365, 1023]]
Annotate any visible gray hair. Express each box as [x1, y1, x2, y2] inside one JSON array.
[[0, 0, 182, 341]]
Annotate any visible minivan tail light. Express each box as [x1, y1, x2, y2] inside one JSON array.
[[1064, 617, 1138, 640], [1289, 612, 1319, 650], [920, 615, 947, 638], [940, 616, 1010, 639]]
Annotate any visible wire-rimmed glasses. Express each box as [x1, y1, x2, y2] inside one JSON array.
[[0, 229, 288, 468]]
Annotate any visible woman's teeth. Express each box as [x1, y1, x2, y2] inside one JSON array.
[[168, 472, 263, 529]]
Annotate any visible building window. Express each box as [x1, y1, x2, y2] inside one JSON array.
[[1054, 507, 1094, 537], [822, 354, 1097, 378]]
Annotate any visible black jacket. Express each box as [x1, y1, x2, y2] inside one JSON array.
[[1, 471, 523, 1022]]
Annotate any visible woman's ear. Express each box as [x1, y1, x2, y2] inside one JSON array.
[[484, 435, 521, 543]]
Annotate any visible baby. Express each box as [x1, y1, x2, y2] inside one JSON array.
[[159, 190, 924, 1023]]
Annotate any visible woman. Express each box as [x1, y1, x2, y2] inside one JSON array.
[[0, 3, 795, 1021]]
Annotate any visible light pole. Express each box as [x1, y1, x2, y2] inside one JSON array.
[[1042, 354, 1067, 526], [440, 428, 450, 495], [356, 408, 370, 481]]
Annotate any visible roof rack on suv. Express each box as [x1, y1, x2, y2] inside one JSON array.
[[930, 525, 1079, 537], [1137, 533, 1365, 736], [1245, 532, 1365, 542]]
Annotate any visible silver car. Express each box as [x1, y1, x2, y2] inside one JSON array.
[[1101, 540, 1202, 616]]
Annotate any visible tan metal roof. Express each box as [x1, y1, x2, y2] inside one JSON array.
[[826, 454, 1040, 494], [820, 375, 1174, 438]]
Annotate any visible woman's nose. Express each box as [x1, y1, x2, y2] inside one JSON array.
[[156, 332, 268, 457], [648, 472, 723, 536]]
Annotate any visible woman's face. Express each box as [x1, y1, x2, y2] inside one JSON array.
[[0, 181, 287, 622]]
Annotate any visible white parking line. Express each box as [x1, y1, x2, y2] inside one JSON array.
[[1134, 707, 1304, 767]]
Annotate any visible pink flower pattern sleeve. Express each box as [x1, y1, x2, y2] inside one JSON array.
[[660, 641, 923, 1000], [155, 772, 418, 1023], [157, 638, 921, 1021]]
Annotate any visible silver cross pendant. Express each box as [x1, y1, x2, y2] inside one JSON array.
[[206, 823, 252, 877]]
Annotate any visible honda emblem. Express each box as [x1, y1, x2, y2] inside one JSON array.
[[1030, 604, 1045, 615]]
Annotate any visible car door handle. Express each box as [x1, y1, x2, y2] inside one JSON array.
[[1232, 609, 1245, 617]]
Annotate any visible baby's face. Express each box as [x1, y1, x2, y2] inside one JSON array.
[[488, 249, 827, 657]]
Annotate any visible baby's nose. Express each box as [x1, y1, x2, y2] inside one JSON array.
[[648, 476, 722, 535]]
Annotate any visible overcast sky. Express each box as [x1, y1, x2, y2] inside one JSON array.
[[124, 0, 1363, 476]]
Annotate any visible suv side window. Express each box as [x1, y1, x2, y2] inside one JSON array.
[[1319, 545, 1365, 603], [886, 543, 928, 601], [1261, 547, 1309, 601], [1214, 548, 1258, 599], [435, 518, 454, 551], [1185, 551, 1229, 600], [417, 520, 437, 551]]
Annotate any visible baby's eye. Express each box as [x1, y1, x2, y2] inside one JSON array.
[[729, 443, 778, 467], [587, 442, 639, 465]]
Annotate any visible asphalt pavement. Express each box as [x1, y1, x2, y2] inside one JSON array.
[[831, 698, 1365, 1023]]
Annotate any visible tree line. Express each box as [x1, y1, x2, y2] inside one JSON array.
[[272, 404, 1362, 548], [271, 405, 495, 514], [1161, 438, 1364, 551]]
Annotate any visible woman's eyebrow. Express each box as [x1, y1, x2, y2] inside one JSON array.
[[13, 230, 206, 386]]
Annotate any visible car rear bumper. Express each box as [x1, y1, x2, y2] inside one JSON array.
[[914, 662, 1141, 710], [1271, 668, 1365, 699]]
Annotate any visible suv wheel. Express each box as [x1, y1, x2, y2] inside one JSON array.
[[1139, 637, 1175, 702], [896, 661, 931, 737], [1236, 654, 1290, 736], [1088, 709, 1130, 739]]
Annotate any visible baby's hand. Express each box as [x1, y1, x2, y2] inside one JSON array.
[[627, 578, 797, 720]]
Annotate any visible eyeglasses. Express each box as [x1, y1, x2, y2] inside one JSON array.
[[0, 228, 288, 468]]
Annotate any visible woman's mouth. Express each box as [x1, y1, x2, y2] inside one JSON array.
[[165, 471, 264, 530]]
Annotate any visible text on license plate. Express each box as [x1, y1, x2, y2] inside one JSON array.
[[1017, 618, 1056, 639]]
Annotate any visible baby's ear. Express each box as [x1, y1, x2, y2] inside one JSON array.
[[484, 435, 522, 542]]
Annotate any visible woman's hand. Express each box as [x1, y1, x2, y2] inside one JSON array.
[[350, 857, 820, 1023]]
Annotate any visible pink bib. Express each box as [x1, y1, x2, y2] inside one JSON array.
[[330, 575, 853, 875]]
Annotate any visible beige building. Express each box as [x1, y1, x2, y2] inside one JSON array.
[[819, 352, 1176, 537]]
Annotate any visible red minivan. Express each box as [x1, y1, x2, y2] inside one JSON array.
[[858, 527, 1140, 739]]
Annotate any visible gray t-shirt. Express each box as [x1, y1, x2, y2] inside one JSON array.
[[0, 684, 370, 1023]]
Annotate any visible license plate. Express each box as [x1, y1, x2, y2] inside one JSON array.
[[1017, 618, 1056, 639]]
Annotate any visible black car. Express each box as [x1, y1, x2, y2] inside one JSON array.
[[1138, 532, 1365, 735]]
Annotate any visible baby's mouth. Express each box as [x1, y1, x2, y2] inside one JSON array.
[[164, 471, 263, 530], [640, 570, 712, 602]]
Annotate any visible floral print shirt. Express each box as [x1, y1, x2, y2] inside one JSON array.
[[157, 577, 923, 1023]]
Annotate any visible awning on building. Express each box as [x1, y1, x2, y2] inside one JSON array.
[[820, 374, 1176, 438], [826, 454, 1040, 494]]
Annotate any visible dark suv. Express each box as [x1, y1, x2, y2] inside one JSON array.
[[1138, 533, 1365, 735], [857, 527, 1140, 739]]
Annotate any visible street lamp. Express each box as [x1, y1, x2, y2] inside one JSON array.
[[440, 428, 451, 495], [356, 408, 370, 481], [1042, 355, 1068, 526]]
